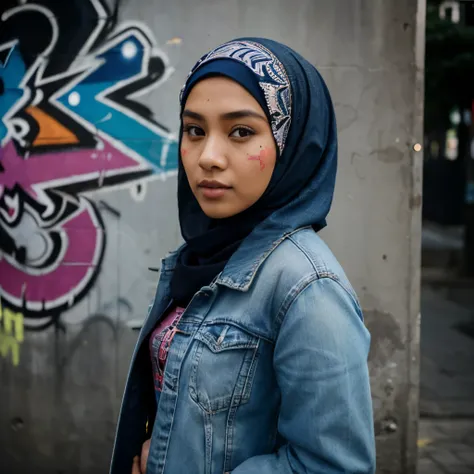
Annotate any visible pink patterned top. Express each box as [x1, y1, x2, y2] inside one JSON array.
[[149, 306, 185, 394]]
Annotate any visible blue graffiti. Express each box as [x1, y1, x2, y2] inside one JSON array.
[[0, 44, 26, 143], [56, 30, 177, 172]]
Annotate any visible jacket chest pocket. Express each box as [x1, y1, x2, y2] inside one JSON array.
[[189, 323, 260, 414]]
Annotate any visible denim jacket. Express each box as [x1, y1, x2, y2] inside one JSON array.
[[110, 227, 375, 474]]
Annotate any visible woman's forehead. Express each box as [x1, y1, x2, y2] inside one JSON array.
[[183, 78, 268, 120], [185, 77, 259, 104]]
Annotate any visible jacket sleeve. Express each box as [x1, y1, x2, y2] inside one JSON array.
[[231, 277, 376, 474]]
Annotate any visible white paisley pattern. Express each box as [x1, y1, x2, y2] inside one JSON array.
[[180, 40, 292, 154]]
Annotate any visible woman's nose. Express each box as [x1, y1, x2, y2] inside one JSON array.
[[198, 137, 228, 171]]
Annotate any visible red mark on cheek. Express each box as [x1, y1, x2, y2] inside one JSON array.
[[181, 148, 188, 157], [248, 149, 268, 171]]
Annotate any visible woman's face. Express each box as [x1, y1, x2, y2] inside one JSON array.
[[180, 77, 277, 219]]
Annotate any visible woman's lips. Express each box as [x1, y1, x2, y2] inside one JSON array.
[[198, 180, 231, 198], [198, 186, 230, 199]]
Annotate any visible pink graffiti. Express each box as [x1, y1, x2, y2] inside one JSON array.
[[0, 139, 144, 313], [1, 140, 140, 192], [0, 203, 100, 308]]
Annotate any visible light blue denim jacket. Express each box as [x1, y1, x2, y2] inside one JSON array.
[[110, 227, 375, 474]]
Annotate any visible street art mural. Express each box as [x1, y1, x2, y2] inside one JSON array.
[[0, 0, 178, 366]]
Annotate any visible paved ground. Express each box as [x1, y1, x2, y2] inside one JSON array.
[[418, 419, 474, 474], [420, 286, 474, 418], [418, 279, 474, 474]]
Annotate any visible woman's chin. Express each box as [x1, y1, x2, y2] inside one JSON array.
[[197, 202, 234, 219]]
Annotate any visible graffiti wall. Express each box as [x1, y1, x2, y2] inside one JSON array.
[[0, 0, 178, 367]]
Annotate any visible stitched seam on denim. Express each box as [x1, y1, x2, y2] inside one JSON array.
[[319, 275, 362, 320], [189, 339, 259, 414], [217, 226, 312, 290], [240, 226, 312, 290], [209, 349, 247, 414], [189, 344, 206, 410], [222, 341, 257, 411], [241, 339, 260, 402], [189, 342, 206, 409], [190, 291, 249, 413], [195, 324, 259, 350], [275, 272, 321, 329], [224, 403, 238, 471], [287, 234, 328, 276], [190, 397, 232, 416], [230, 346, 252, 409], [187, 344, 237, 414], [204, 411, 213, 474], [200, 320, 273, 344], [276, 275, 362, 335], [157, 330, 195, 474], [195, 331, 259, 353]]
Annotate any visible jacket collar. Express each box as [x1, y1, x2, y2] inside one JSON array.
[[161, 227, 309, 292], [216, 226, 309, 290]]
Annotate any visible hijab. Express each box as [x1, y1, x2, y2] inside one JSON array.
[[170, 38, 338, 306]]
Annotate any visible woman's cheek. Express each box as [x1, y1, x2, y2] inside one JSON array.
[[247, 148, 269, 171]]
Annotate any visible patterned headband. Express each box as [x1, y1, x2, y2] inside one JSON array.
[[180, 40, 292, 155]]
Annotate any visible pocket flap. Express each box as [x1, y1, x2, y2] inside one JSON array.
[[195, 323, 259, 353]]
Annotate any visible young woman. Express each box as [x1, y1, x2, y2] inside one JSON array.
[[110, 38, 375, 474]]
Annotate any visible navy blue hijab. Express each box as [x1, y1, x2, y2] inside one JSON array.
[[170, 38, 338, 305]]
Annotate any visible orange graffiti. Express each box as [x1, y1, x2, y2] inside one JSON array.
[[27, 106, 79, 146]]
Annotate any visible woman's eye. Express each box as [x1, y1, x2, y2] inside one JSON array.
[[184, 125, 204, 137], [230, 127, 254, 139]]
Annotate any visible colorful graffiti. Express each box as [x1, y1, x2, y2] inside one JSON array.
[[0, 301, 24, 367], [0, 0, 178, 338]]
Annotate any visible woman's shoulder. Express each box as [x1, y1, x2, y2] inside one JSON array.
[[265, 228, 342, 275], [259, 227, 356, 300], [245, 228, 361, 338]]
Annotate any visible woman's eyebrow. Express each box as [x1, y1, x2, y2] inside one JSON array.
[[221, 110, 267, 121], [182, 109, 267, 122], [182, 109, 204, 121]]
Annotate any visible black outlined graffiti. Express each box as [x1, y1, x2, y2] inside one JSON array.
[[0, 0, 177, 335]]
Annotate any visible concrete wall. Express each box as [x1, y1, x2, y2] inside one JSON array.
[[0, 0, 425, 472]]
